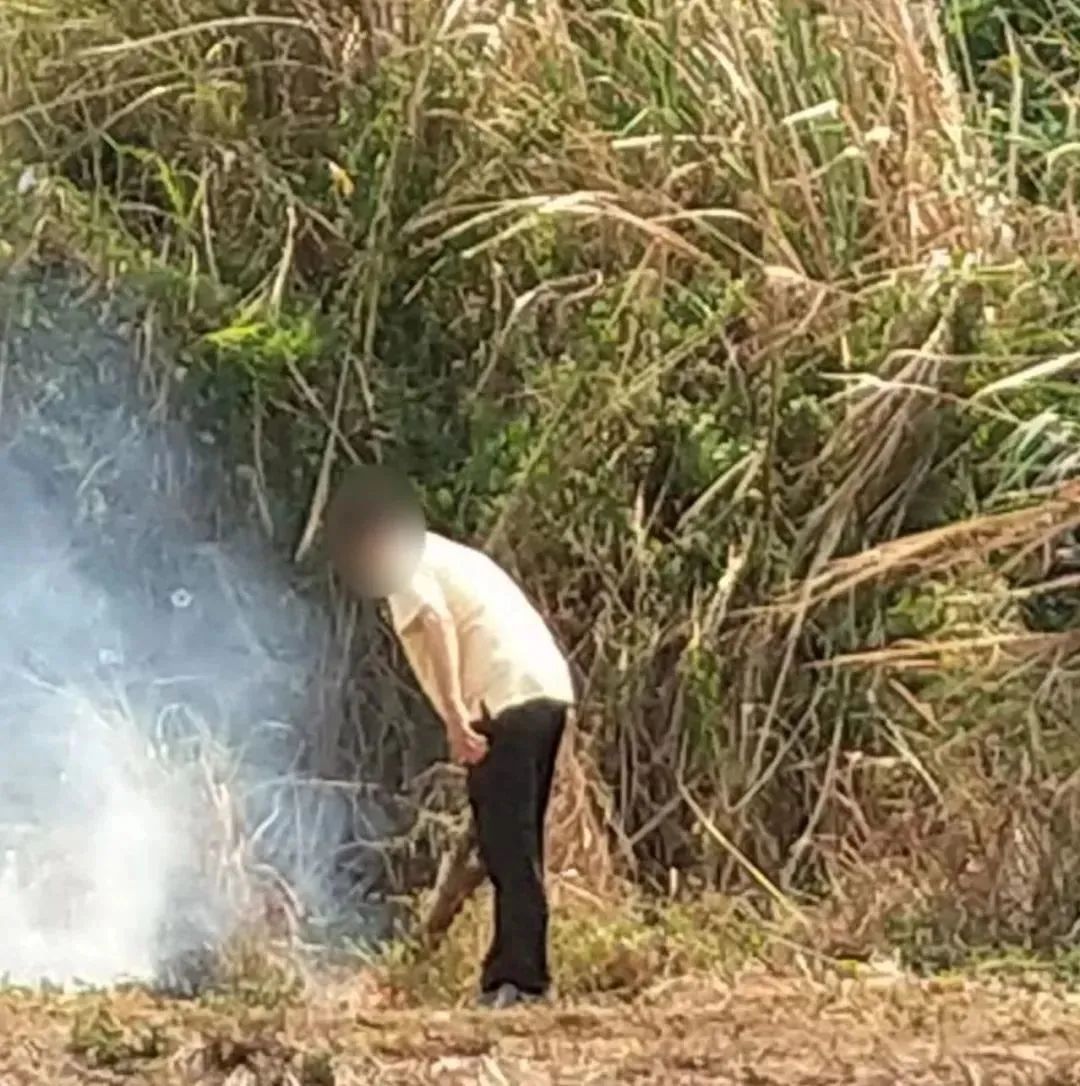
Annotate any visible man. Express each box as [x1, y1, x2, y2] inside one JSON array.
[[326, 467, 575, 1009]]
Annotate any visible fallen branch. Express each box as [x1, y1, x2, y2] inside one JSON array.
[[419, 824, 486, 947]]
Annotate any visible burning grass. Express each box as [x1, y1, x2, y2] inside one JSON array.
[[0, 686, 302, 995]]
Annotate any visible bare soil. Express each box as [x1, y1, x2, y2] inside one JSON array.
[[2, 971, 1079, 1085]]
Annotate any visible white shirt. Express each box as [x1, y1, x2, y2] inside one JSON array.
[[386, 532, 575, 719]]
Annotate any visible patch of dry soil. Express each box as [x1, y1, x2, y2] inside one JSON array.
[[2, 972, 1080, 1084]]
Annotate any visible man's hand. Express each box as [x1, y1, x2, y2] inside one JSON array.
[[403, 606, 485, 765], [447, 710, 488, 766]]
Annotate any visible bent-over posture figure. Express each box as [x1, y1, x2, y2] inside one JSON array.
[[327, 474, 574, 1009]]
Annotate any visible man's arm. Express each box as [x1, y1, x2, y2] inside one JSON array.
[[401, 606, 489, 766]]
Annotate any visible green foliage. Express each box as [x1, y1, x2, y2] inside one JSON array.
[[69, 1003, 171, 1070], [944, 0, 1080, 199], [379, 895, 764, 1005], [3, 0, 1080, 947], [203, 936, 306, 1010]]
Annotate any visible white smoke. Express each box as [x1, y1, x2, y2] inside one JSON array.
[[0, 475, 254, 989], [0, 697, 181, 985], [0, 279, 383, 990]]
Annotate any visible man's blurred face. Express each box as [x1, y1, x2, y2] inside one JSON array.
[[349, 517, 423, 598], [327, 466, 425, 598]]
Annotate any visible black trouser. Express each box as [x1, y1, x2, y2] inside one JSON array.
[[468, 698, 568, 995]]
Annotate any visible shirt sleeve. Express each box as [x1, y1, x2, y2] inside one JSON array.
[[387, 566, 450, 632]]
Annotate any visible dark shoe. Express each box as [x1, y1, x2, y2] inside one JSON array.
[[478, 982, 547, 1010]]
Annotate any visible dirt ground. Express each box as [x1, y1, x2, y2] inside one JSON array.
[[2, 973, 1077, 1086], [2, 970, 1080, 1085]]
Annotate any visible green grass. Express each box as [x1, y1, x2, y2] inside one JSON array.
[[378, 893, 777, 1005]]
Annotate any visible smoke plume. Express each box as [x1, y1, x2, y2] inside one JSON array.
[[0, 274, 373, 988]]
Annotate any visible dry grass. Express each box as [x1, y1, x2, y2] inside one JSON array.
[[6, 965, 1080, 1084]]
